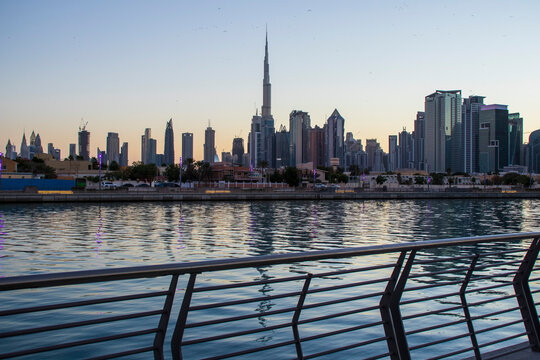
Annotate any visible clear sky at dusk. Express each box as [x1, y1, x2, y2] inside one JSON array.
[[1, 0, 539, 162]]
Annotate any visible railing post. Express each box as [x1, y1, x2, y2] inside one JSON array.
[[171, 273, 197, 360], [153, 274, 179, 360], [292, 273, 312, 359], [514, 237, 540, 352], [380, 250, 414, 360], [460, 253, 481, 359]]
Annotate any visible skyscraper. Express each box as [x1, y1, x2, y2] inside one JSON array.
[[106, 132, 120, 165], [5, 139, 16, 160], [141, 128, 156, 164], [462, 95, 485, 173], [529, 130, 540, 174], [204, 126, 216, 164], [182, 132, 193, 161], [399, 128, 413, 169], [248, 113, 262, 166], [365, 139, 380, 171], [289, 110, 310, 167], [119, 142, 128, 167], [275, 125, 289, 168], [34, 133, 43, 154], [309, 126, 325, 168], [249, 32, 276, 168], [69, 144, 76, 159], [424, 90, 462, 173], [413, 112, 425, 170], [78, 128, 90, 161], [325, 109, 345, 167], [164, 119, 175, 165], [508, 113, 523, 166], [478, 104, 509, 173], [19, 133, 29, 159], [232, 137, 244, 165], [388, 135, 398, 171]]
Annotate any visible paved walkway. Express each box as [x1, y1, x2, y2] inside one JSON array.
[[462, 342, 540, 359]]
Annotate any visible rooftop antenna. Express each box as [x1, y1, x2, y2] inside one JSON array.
[[208, 119, 211, 128]]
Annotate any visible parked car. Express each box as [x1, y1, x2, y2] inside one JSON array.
[[135, 183, 150, 187], [101, 181, 118, 189], [314, 183, 327, 190], [121, 183, 134, 188]]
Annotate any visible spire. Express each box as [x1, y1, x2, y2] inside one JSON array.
[[261, 30, 271, 118]]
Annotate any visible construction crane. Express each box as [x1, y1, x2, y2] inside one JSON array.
[[79, 118, 88, 132]]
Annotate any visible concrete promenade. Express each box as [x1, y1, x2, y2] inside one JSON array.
[[1, 189, 539, 203]]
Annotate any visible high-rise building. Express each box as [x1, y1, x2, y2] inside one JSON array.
[[478, 104, 509, 173], [53, 149, 61, 161], [462, 96, 485, 173], [249, 32, 276, 168], [221, 152, 233, 164], [69, 144, 76, 159], [424, 90, 462, 173], [119, 142, 128, 167], [232, 138, 244, 165], [34, 133, 43, 154], [164, 119, 175, 165], [78, 128, 90, 161], [529, 130, 540, 173], [508, 113, 523, 166], [106, 132, 120, 165], [5, 139, 16, 160], [141, 128, 156, 164], [204, 126, 216, 164], [289, 110, 311, 167], [275, 125, 289, 168], [20, 133, 29, 159], [309, 126, 325, 168], [365, 139, 380, 171], [413, 112, 425, 170], [388, 135, 398, 171], [48, 143, 55, 155], [248, 114, 262, 167], [345, 133, 366, 170], [182, 133, 194, 161], [399, 128, 414, 169], [325, 109, 345, 167]]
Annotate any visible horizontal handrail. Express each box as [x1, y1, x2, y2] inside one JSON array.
[[1, 232, 538, 291]]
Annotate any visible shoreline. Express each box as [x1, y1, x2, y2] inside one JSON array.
[[1, 189, 539, 203]]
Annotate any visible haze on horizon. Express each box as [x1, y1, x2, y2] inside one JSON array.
[[1, 0, 538, 163]]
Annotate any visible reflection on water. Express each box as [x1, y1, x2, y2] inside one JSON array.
[[0, 211, 5, 278], [0, 199, 538, 277]]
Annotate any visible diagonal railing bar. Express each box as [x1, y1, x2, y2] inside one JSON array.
[[171, 273, 197, 360], [292, 273, 312, 359], [460, 253, 481, 359], [514, 237, 540, 352], [153, 274, 179, 360], [380, 251, 409, 360]]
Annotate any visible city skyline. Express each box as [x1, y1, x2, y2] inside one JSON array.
[[1, 1, 539, 162]]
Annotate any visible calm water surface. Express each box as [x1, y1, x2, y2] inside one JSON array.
[[0, 199, 539, 359], [1, 199, 538, 276]]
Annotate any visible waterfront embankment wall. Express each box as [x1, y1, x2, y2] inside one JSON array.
[[1, 190, 539, 203]]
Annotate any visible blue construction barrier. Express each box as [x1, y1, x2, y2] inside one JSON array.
[[0, 178, 76, 191]]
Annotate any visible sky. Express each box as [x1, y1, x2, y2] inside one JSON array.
[[1, 0, 539, 162]]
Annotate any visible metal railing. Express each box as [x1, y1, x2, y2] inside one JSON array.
[[1, 232, 540, 359]]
